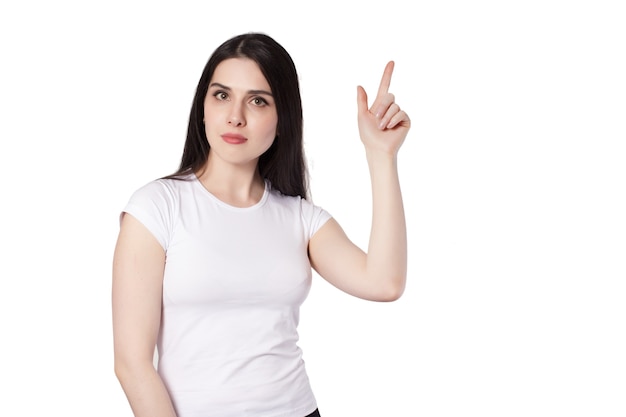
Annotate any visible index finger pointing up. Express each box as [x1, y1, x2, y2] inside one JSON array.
[[377, 60, 395, 96]]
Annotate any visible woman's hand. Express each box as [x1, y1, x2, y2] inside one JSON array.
[[357, 61, 411, 157]]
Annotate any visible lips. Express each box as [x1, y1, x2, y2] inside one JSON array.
[[221, 133, 247, 144]]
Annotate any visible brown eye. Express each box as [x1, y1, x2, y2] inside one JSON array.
[[214, 91, 228, 100], [252, 97, 268, 106]]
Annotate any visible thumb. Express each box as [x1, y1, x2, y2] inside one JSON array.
[[356, 85, 368, 115]]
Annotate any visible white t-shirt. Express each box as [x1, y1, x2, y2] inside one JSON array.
[[122, 173, 331, 417]]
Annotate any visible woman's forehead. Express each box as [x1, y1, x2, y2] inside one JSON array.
[[210, 58, 271, 92]]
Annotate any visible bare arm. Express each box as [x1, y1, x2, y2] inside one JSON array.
[[309, 61, 410, 302], [112, 214, 177, 417]]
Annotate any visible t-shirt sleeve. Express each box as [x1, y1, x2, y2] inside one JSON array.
[[121, 180, 175, 251], [300, 198, 333, 240]]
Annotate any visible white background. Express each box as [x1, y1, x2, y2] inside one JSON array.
[[1, 1, 625, 416]]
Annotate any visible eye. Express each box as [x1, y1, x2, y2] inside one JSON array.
[[213, 91, 228, 100], [251, 97, 268, 106]]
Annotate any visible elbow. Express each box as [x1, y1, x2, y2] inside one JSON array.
[[114, 356, 132, 384], [376, 275, 406, 302], [113, 353, 153, 385], [380, 287, 404, 302]]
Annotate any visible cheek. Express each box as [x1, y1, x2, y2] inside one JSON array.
[[257, 115, 278, 140], [202, 109, 221, 137]]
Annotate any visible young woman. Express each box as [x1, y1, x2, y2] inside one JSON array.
[[112, 32, 410, 417]]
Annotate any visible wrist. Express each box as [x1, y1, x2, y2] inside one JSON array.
[[365, 148, 398, 168]]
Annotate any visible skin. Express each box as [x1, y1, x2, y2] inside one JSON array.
[[112, 58, 410, 416], [309, 60, 409, 301], [198, 58, 278, 206]]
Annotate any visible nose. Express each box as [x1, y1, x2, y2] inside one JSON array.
[[228, 103, 245, 127]]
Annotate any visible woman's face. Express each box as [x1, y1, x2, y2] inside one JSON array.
[[203, 57, 278, 169]]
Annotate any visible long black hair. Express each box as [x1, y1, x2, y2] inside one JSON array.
[[166, 32, 308, 199]]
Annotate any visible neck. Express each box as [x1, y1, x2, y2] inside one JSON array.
[[196, 154, 265, 207]]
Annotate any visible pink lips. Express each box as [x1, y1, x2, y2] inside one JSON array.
[[221, 133, 247, 144]]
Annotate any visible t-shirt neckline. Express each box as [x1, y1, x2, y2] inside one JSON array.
[[191, 173, 270, 211]]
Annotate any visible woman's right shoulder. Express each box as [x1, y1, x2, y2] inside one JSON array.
[[120, 174, 195, 248], [130, 172, 195, 201]]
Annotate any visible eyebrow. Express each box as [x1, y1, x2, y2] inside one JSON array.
[[209, 82, 273, 97]]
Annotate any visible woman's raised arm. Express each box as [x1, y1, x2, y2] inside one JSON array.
[[309, 61, 410, 302]]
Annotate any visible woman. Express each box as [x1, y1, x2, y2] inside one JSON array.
[[112, 32, 410, 417]]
